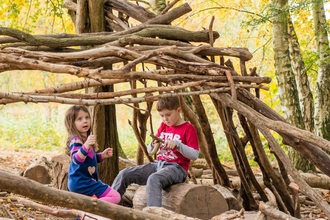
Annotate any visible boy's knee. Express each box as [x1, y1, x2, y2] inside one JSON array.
[[146, 173, 160, 185], [117, 168, 131, 178]]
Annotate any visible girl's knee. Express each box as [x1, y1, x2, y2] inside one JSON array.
[[111, 190, 121, 204], [99, 189, 121, 204]]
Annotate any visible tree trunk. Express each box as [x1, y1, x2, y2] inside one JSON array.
[[287, 18, 315, 172], [312, 0, 330, 140], [272, 0, 303, 127], [69, 0, 120, 184], [96, 98, 120, 184], [86, 0, 120, 184], [287, 20, 314, 133], [88, 0, 105, 32], [272, 0, 313, 172]]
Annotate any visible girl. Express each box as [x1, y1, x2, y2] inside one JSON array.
[[64, 105, 120, 204]]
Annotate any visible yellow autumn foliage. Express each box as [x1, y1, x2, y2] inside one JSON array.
[[0, 0, 322, 160]]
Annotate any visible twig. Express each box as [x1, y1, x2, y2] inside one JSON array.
[[208, 16, 215, 47], [160, 0, 180, 15], [225, 70, 237, 100], [17, 197, 81, 218], [289, 182, 301, 218], [259, 202, 300, 220], [218, 208, 245, 220], [4, 204, 15, 219]]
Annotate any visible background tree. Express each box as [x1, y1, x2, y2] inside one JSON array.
[[312, 0, 330, 140], [64, 0, 121, 184], [271, 0, 315, 171]]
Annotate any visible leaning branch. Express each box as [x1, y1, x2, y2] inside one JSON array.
[[211, 92, 330, 218]]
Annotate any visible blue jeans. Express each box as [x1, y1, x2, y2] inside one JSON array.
[[111, 161, 187, 206]]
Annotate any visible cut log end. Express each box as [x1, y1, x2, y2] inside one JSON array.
[[133, 183, 229, 220], [23, 157, 51, 184]]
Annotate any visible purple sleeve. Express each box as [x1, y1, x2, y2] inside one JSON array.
[[69, 137, 88, 164], [96, 153, 104, 163]]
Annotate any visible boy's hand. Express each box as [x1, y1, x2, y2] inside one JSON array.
[[164, 140, 177, 149], [148, 140, 160, 156], [84, 135, 96, 149], [102, 148, 113, 159], [152, 139, 160, 146]]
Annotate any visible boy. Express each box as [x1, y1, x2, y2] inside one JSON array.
[[111, 96, 199, 207]]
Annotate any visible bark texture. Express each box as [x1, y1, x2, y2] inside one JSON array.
[[312, 0, 330, 139], [1, 1, 330, 219]]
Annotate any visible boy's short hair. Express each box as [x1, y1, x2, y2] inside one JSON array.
[[156, 96, 180, 111]]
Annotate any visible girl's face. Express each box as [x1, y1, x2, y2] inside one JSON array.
[[74, 110, 91, 136], [158, 107, 183, 126]]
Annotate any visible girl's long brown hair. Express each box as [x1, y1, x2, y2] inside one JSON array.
[[64, 105, 91, 155]]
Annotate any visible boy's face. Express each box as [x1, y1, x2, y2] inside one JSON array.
[[158, 107, 183, 126]]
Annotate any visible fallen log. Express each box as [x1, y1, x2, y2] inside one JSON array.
[[229, 172, 330, 191], [51, 154, 70, 190], [122, 184, 140, 207], [297, 172, 330, 190], [0, 166, 22, 176], [133, 183, 228, 220]]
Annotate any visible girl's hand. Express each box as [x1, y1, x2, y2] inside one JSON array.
[[84, 135, 96, 149], [102, 148, 113, 159]]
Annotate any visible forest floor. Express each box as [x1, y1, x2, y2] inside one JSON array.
[[0, 148, 329, 220], [0, 148, 73, 220]]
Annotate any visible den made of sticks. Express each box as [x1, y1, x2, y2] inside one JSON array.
[[1, 1, 330, 220]]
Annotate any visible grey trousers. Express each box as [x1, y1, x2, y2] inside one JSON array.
[[111, 161, 187, 207]]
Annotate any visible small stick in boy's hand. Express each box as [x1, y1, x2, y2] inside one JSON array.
[[150, 133, 165, 143], [149, 134, 164, 156]]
